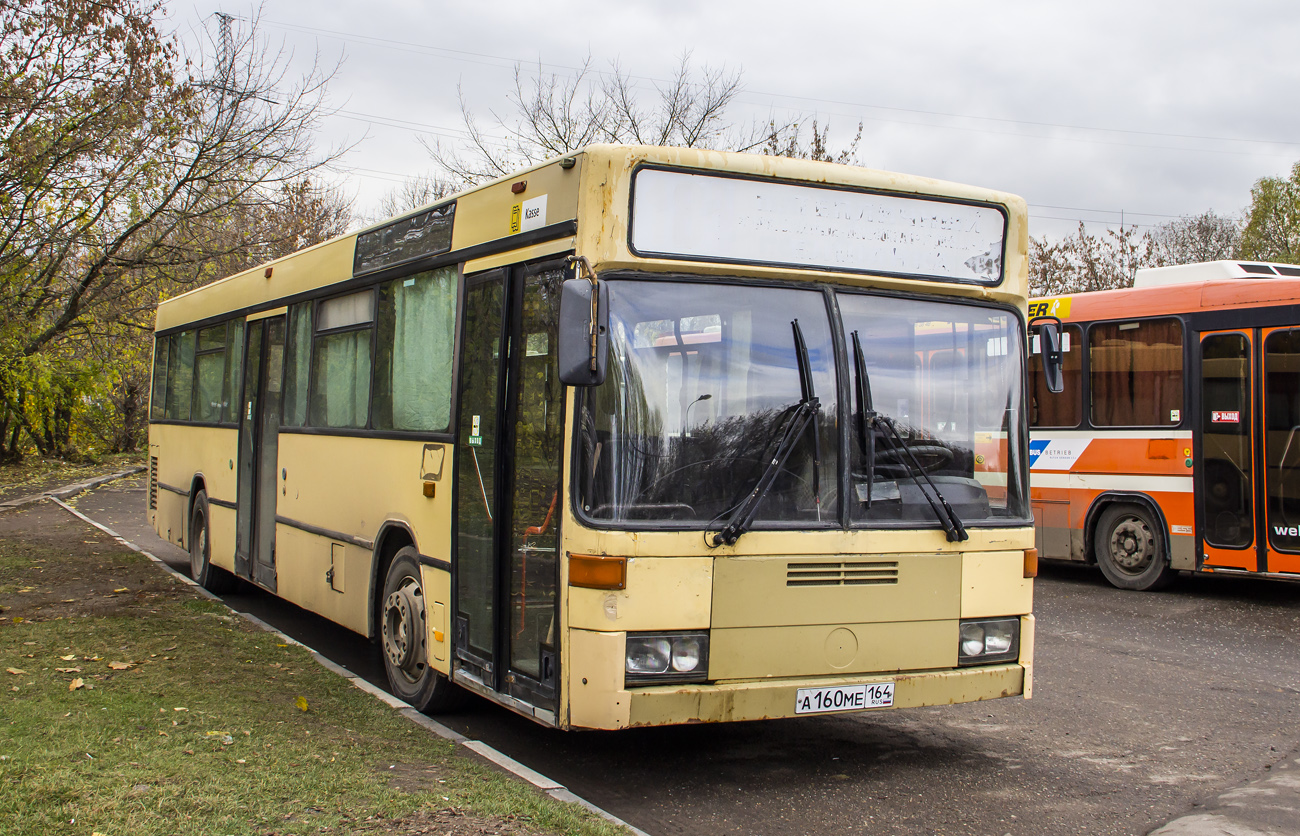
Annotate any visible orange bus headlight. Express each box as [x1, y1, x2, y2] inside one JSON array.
[[625, 631, 709, 685], [957, 618, 1020, 666]]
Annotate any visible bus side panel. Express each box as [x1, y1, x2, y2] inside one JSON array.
[[148, 424, 238, 556], [273, 433, 453, 637], [1030, 433, 1195, 567]]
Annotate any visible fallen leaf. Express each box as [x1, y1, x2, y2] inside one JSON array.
[[113, 587, 128, 593], [158, 731, 168, 737], [294, 696, 308, 712], [108, 662, 132, 670], [5, 668, 26, 676], [55, 667, 80, 673], [59, 655, 76, 661], [11, 617, 21, 623], [69, 678, 84, 691], [236, 758, 246, 763], [173, 707, 188, 712]]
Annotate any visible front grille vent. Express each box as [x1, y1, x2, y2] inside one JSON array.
[[786, 560, 898, 587], [148, 457, 158, 510]]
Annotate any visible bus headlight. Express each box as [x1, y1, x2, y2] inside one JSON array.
[[957, 618, 1020, 666], [625, 632, 709, 684]]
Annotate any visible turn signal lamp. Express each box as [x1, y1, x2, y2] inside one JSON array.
[[568, 553, 626, 589], [1024, 548, 1038, 578]]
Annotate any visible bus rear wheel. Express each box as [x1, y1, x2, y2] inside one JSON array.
[[189, 490, 236, 593], [380, 547, 465, 713], [1094, 504, 1175, 591]]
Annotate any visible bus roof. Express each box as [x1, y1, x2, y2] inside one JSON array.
[[1032, 260, 1300, 323], [157, 144, 1029, 332], [1134, 260, 1300, 287]]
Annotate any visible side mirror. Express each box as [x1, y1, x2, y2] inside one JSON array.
[[1029, 315, 1064, 394], [559, 275, 609, 386]]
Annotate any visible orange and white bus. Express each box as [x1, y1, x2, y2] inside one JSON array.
[[149, 144, 1039, 729], [1028, 260, 1300, 589]]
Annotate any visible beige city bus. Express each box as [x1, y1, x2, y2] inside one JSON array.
[[148, 144, 1040, 730]]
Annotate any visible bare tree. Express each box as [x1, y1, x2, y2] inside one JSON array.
[[423, 53, 801, 188], [763, 118, 864, 165], [1029, 223, 1159, 297], [1149, 211, 1241, 265], [0, 1, 345, 459], [366, 173, 457, 225]]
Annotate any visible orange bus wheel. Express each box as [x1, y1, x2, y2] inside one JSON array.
[[1094, 504, 1175, 591]]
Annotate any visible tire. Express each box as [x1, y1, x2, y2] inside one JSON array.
[[380, 547, 466, 712], [189, 490, 236, 594], [1093, 503, 1176, 591]]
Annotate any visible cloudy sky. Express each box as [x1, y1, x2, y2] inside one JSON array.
[[176, 1, 1300, 239]]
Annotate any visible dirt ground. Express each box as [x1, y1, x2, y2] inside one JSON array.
[[0, 502, 174, 623], [0, 492, 561, 836]]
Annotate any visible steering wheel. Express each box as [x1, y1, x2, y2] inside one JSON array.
[[874, 443, 954, 475]]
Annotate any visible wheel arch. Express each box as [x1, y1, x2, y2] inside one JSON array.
[[368, 521, 418, 641], [1084, 491, 1170, 566]]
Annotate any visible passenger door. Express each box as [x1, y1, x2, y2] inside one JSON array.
[[1261, 327, 1300, 574], [235, 314, 286, 591], [454, 260, 565, 715], [1197, 331, 1257, 571]]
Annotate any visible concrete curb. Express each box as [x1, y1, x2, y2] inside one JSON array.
[[45, 495, 650, 836], [0, 466, 146, 512]]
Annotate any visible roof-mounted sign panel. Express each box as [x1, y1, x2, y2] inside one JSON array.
[[628, 167, 1007, 285], [354, 202, 456, 276]]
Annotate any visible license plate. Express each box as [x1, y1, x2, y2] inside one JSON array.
[[795, 682, 894, 715]]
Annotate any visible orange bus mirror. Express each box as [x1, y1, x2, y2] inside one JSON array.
[[559, 275, 609, 386], [1029, 316, 1064, 394]]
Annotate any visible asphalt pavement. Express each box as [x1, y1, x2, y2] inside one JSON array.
[[45, 473, 1300, 836]]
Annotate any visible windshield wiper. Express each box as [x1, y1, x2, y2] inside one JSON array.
[[712, 319, 821, 546], [851, 330, 968, 543]]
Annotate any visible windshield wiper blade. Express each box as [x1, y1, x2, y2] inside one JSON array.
[[851, 330, 968, 543], [712, 319, 820, 546]]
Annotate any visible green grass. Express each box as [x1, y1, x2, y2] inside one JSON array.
[[0, 539, 626, 836]]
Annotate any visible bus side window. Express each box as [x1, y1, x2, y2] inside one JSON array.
[[165, 330, 195, 422], [192, 323, 228, 423], [1090, 319, 1183, 427], [150, 335, 170, 421], [372, 266, 457, 432], [282, 304, 311, 427], [309, 290, 375, 429], [1029, 324, 1082, 428]]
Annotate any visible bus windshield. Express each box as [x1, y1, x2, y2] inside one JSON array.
[[577, 278, 1028, 528]]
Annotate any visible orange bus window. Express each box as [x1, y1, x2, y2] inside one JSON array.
[[1029, 324, 1082, 428], [1090, 319, 1183, 427]]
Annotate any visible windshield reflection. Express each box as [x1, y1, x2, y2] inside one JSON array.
[[575, 279, 1028, 529], [578, 280, 837, 527]]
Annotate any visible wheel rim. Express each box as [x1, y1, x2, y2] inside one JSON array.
[[1108, 515, 1155, 575], [382, 577, 426, 683]]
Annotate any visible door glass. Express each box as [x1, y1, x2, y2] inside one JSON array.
[[1264, 329, 1300, 552], [508, 269, 564, 688], [456, 274, 504, 666], [254, 318, 285, 589], [1200, 334, 1252, 548], [235, 322, 265, 573]]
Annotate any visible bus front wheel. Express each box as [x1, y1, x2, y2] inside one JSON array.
[[189, 490, 236, 593], [380, 548, 465, 713], [1094, 504, 1175, 591]]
